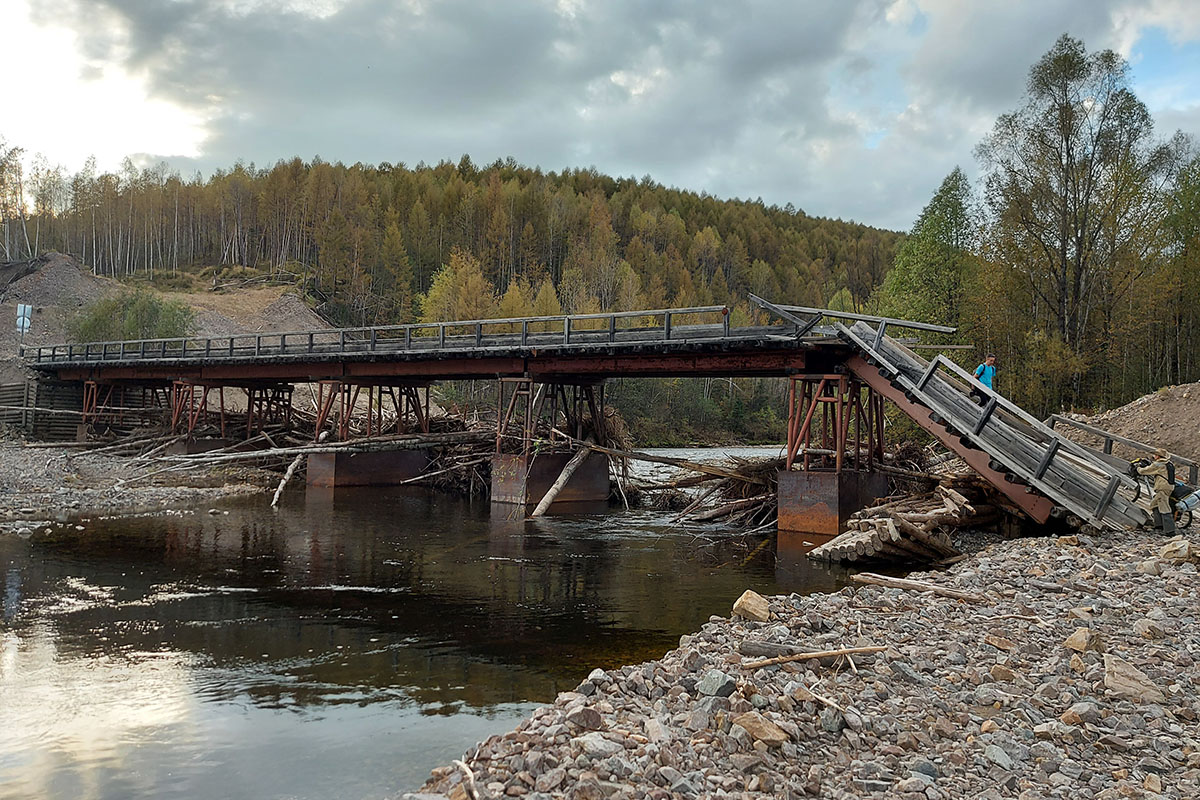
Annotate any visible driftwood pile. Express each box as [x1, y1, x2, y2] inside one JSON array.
[[808, 482, 1000, 565], [620, 451, 779, 532]]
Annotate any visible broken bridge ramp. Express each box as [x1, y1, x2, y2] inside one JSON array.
[[836, 320, 1149, 531]]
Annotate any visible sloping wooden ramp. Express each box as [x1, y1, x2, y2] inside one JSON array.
[[834, 321, 1148, 531]]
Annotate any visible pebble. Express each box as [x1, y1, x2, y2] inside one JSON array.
[[411, 530, 1200, 800]]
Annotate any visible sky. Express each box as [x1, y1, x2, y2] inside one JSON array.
[[5, 0, 1200, 232]]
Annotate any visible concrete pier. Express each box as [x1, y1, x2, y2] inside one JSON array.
[[776, 469, 888, 536], [306, 450, 431, 488], [490, 452, 610, 514]]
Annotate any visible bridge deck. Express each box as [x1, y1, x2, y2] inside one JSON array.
[[25, 306, 880, 382]]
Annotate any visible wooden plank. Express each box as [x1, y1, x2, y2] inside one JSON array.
[[853, 322, 1145, 529]]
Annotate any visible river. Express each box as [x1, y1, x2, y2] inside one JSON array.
[[0, 448, 848, 800]]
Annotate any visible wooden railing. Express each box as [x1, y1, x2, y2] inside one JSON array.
[[1046, 414, 1199, 486], [24, 305, 735, 366]]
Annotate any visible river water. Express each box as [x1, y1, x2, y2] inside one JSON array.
[[0, 448, 849, 800]]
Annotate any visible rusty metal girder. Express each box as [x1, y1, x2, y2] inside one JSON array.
[[51, 349, 814, 384], [529, 351, 807, 378]]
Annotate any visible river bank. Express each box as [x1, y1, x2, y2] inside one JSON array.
[[409, 528, 1199, 800], [0, 437, 272, 532]]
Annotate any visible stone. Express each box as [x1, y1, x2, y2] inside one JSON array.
[[985, 745, 1014, 770], [732, 589, 770, 622], [819, 708, 845, 733], [989, 664, 1017, 682], [1159, 538, 1193, 563], [574, 732, 623, 759], [657, 766, 682, 785], [980, 719, 999, 733], [730, 753, 760, 772], [1103, 655, 1166, 703], [731, 712, 789, 748], [695, 670, 737, 698], [644, 719, 669, 743], [1061, 701, 1102, 726], [1136, 559, 1163, 576], [1132, 618, 1165, 639], [985, 634, 1017, 651], [895, 777, 929, 792], [565, 707, 604, 731], [1144, 773, 1162, 793], [853, 779, 892, 793], [1033, 722, 1062, 739], [1063, 627, 1104, 653], [891, 662, 926, 684]]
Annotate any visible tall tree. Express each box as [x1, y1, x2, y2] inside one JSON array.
[[878, 167, 974, 327], [976, 34, 1178, 351]]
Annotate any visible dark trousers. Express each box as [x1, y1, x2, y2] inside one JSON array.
[[1152, 510, 1177, 535]]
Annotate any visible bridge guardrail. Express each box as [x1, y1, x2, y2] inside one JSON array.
[[24, 305, 737, 365]]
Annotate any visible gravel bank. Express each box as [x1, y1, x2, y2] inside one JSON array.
[[410, 529, 1199, 800], [0, 438, 272, 532]]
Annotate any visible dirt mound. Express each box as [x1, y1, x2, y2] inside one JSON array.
[[1060, 382, 1200, 463], [257, 293, 329, 332], [0, 253, 120, 381], [2, 252, 117, 310], [0, 254, 332, 382], [165, 286, 330, 337]]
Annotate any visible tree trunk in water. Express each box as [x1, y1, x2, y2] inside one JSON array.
[[529, 443, 593, 518]]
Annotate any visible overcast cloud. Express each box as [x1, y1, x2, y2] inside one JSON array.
[[16, 0, 1200, 230]]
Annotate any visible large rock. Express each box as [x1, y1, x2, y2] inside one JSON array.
[[1103, 655, 1165, 703], [565, 707, 604, 730], [574, 732, 623, 758], [1063, 627, 1104, 653], [696, 669, 737, 697], [732, 589, 770, 622], [1159, 537, 1194, 563], [732, 712, 790, 748]]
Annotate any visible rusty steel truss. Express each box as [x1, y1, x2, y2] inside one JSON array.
[[495, 378, 606, 456], [784, 374, 886, 473], [312, 380, 431, 441]]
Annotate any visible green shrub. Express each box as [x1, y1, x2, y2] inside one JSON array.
[[70, 289, 194, 342]]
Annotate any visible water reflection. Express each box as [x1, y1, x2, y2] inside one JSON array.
[[0, 480, 849, 800]]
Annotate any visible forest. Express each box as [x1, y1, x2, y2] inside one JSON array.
[[1, 35, 1198, 442]]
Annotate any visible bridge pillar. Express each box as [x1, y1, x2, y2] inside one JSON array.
[[306, 450, 431, 488], [490, 452, 610, 514], [777, 470, 888, 536], [777, 373, 888, 535], [489, 377, 612, 515]]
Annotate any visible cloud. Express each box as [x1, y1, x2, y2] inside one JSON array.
[[18, 0, 1200, 231]]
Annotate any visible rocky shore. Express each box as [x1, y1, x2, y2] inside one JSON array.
[[0, 438, 271, 532], [409, 529, 1199, 800]]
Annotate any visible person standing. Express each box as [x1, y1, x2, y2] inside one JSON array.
[[1138, 448, 1176, 535], [971, 354, 997, 404]]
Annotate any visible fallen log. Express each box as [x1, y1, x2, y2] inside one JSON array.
[[670, 480, 728, 522], [271, 454, 305, 507], [530, 443, 593, 517], [892, 515, 958, 556], [553, 434, 767, 485], [741, 645, 887, 670], [850, 572, 985, 603], [689, 494, 773, 522], [159, 430, 491, 465]]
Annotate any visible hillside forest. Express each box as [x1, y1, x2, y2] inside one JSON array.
[[1, 35, 1198, 444]]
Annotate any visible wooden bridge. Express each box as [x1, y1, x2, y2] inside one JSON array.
[[25, 297, 1151, 532]]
